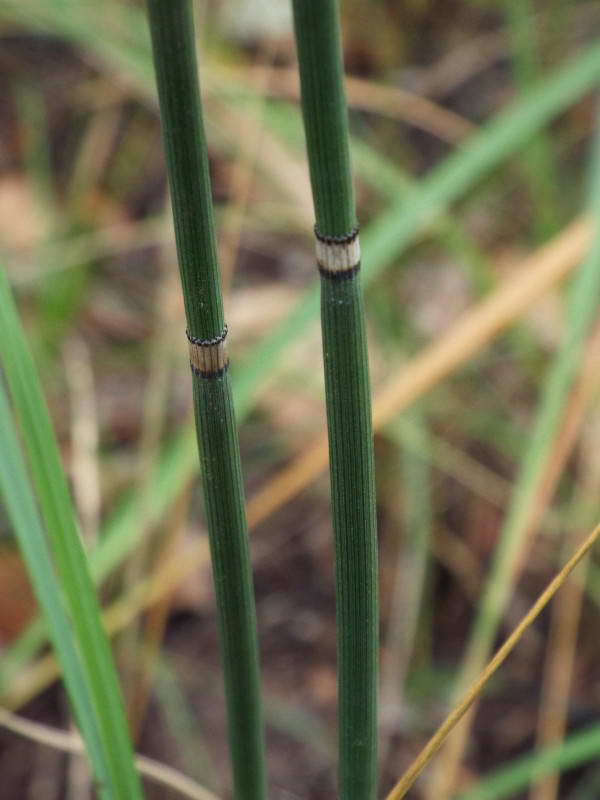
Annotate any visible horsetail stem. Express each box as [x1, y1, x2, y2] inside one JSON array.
[[291, 2, 379, 798], [146, 3, 266, 798]]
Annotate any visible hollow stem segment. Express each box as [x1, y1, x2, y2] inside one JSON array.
[[146, 2, 266, 799], [291, 2, 378, 798]]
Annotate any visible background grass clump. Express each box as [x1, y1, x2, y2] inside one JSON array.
[[1, 1, 600, 798]]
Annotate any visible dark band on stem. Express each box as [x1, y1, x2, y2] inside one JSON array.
[[318, 262, 361, 280], [187, 325, 229, 378], [315, 226, 361, 279], [314, 225, 359, 244]]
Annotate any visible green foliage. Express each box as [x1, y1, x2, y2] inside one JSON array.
[[2, 2, 600, 797], [458, 722, 600, 800], [0, 267, 142, 798]]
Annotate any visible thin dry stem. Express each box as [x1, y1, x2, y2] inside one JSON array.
[[222, 65, 476, 144], [429, 317, 600, 798], [120, 237, 182, 736], [63, 336, 100, 542], [0, 707, 218, 800], [384, 521, 600, 800], [529, 410, 600, 800]]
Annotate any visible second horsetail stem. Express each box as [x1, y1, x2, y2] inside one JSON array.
[[291, 2, 379, 798]]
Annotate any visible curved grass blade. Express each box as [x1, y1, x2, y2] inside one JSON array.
[[0, 381, 111, 798], [0, 265, 143, 799], [457, 722, 600, 800]]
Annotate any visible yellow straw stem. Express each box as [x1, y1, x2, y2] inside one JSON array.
[[385, 521, 600, 800]]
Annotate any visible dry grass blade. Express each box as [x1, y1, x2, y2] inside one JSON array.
[[222, 65, 476, 144], [217, 45, 277, 291], [516, 319, 600, 568], [119, 245, 181, 736], [62, 336, 100, 541], [0, 707, 218, 800], [425, 318, 600, 797], [529, 565, 585, 800], [384, 521, 600, 800], [529, 411, 600, 800]]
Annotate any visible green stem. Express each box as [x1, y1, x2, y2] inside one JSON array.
[[146, 2, 266, 798], [291, 2, 378, 797]]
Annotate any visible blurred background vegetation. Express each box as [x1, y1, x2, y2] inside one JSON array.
[[2, 0, 600, 798]]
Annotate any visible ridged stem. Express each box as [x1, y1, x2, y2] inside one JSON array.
[[146, 3, 266, 799], [291, 2, 379, 798]]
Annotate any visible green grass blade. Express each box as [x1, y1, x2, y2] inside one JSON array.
[[0, 265, 142, 799], [0, 0, 153, 91], [0, 382, 111, 798], [457, 722, 600, 800]]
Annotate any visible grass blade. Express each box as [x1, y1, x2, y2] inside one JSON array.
[[457, 722, 600, 800], [0, 382, 111, 798], [0, 265, 142, 798]]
